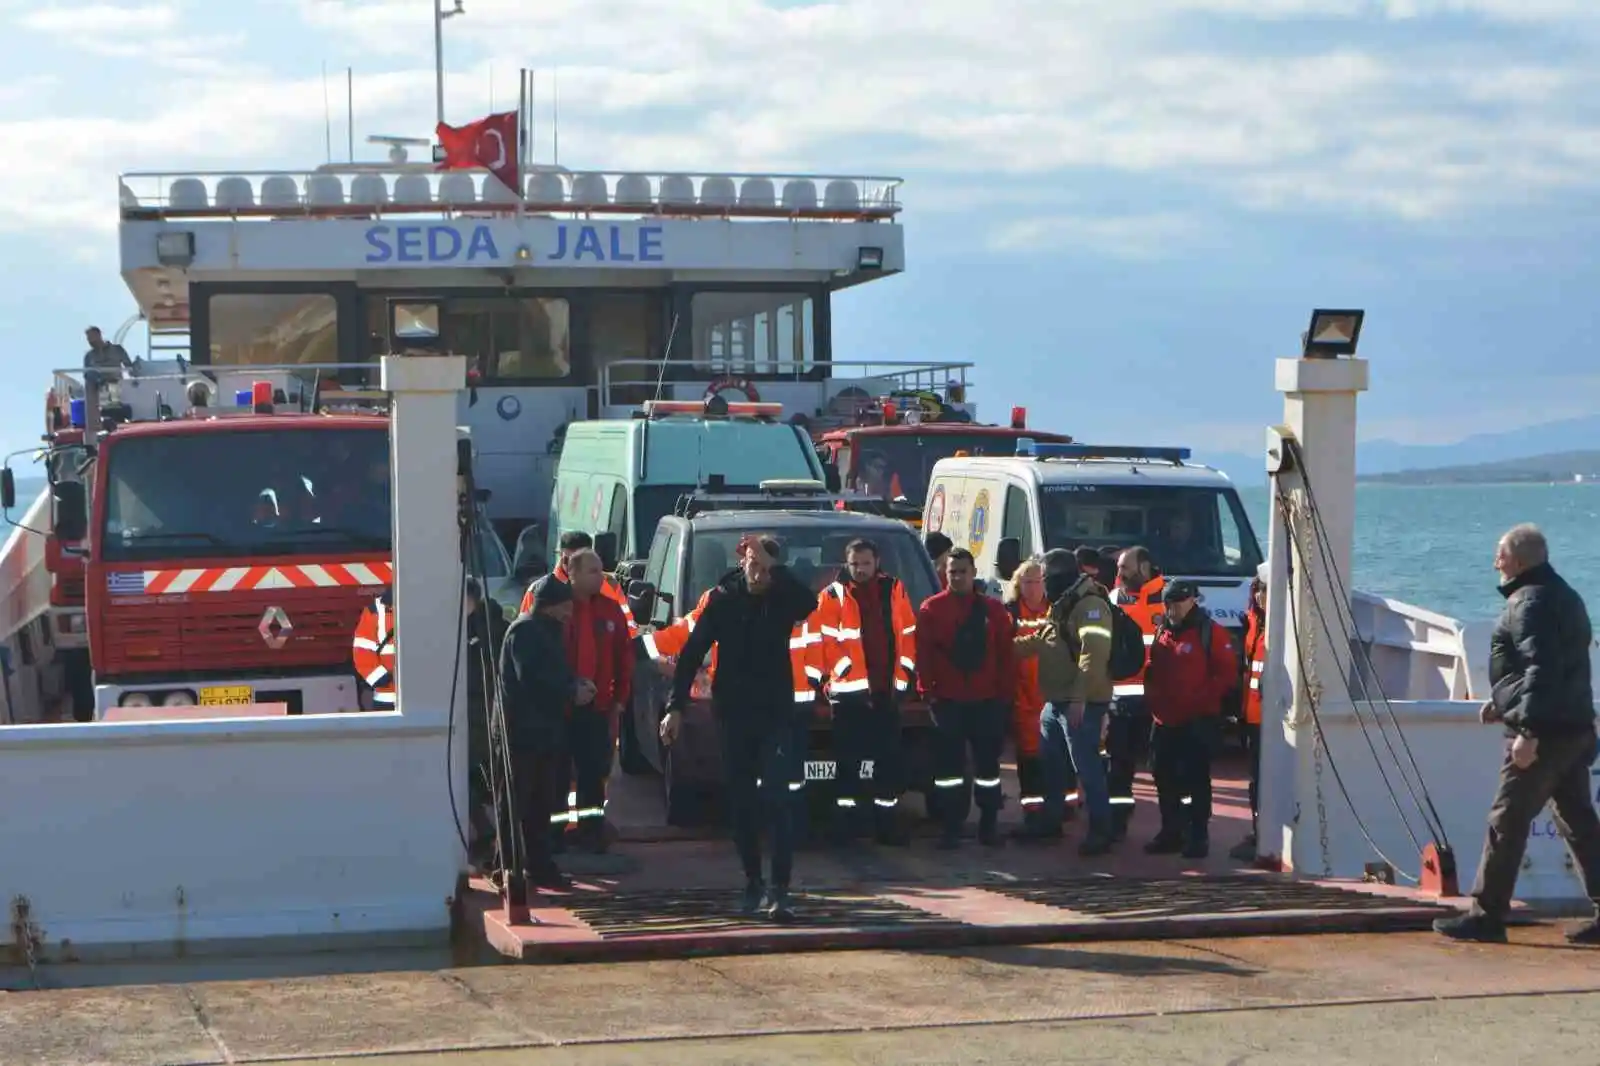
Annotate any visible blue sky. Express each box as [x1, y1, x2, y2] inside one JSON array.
[[4, 0, 1600, 468]]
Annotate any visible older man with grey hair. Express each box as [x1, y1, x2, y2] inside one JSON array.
[[1436, 523, 1600, 946]]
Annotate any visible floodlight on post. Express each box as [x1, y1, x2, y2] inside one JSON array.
[[1302, 308, 1365, 359]]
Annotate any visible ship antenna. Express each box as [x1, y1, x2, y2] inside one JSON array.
[[650, 312, 681, 403], [552, 67, 559, 166], [322, 61, 333, 164]]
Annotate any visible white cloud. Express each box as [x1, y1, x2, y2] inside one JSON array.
[[3, 0, 1600, 243], [987, 212, 1204, 259]]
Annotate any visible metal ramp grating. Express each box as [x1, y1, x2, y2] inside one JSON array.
[[560, 886, 963, 940], [985, 875, 1455, 919]]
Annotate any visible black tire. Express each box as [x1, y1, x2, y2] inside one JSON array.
[[618, 702, 651, 776]]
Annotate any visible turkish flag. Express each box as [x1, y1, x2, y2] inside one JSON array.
[[435, 110, 520, 196]]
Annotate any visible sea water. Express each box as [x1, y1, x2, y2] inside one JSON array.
[[1238, 482, 1600, 625]]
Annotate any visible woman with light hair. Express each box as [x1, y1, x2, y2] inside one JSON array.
[[1004, 556, 1076, 836]]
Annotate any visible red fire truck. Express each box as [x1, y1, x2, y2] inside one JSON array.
[[4, 376, 394, 719], [814, 402, 1074, 527]]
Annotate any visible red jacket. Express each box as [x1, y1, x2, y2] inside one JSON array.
[[1145, 611, 1237, 726], [567, 591, 633, 712], [914, 590, 1016, 704]]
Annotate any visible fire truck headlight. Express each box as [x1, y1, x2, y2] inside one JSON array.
[[161, 690, 197, 708], [120, 692, 154, 708]]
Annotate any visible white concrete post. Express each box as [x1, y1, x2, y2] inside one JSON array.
[[1260, 357, 1368, 876], [1255, 452, 1296, 868], [382, 355, 469, 859]]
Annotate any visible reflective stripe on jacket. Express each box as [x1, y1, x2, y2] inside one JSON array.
[[352, 595, 396, 706], [1109, 575, 1166, 698], [1243, 608, 1264, 726], [816, 575, 918, 698]]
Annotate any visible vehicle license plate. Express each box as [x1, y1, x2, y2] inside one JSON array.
[[199, 685, 254, 706], [804, 760, 836, 781]]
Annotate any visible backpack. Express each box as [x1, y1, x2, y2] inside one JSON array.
[[950, 596, 990, 674], [1052, 584, 1148, 682]]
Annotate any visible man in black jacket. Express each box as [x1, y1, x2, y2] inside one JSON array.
[[660, 535, 819, 921], [1436, 524, 1600, 946], [498, 578, 597, 890]]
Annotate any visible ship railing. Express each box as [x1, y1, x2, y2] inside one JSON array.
[[48, 362, 390, 430], [598, 359, 973, 410], [118, 169, 905, 224]]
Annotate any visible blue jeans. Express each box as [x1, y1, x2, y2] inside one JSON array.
[[1042, 700, 1111, 834]]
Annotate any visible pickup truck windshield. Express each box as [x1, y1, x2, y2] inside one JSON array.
[[100, 428, 391, 563], [686, 525, 939, 608], [1039, 483, 1262, 578]]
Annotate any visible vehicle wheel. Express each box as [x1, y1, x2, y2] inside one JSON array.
[[662, 745, 705, 827], [618, 704, 651, 776]]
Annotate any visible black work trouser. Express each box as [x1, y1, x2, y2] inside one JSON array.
[[722, 709, 803, 889], [1106, 696, 1153, 821], [931, 699, 1006, 829], [1150, 718, 1220, 843], [833, 690, 903, 824], [568, 708, 614, 828], [1471, 730, 1600, 921], [506, 746, 567, 878]]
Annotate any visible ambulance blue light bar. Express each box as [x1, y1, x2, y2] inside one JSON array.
[[1016, 440, 1192, 463]]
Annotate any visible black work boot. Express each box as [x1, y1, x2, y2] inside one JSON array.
[[766, 886, 797, 923], [1144, 830, 1183, 855], [1434, 911, 1508, 943], [1110, 806, 1131, 843], [1564, 917, 1600, 946], [740, 878, 768, 916], [937, 823, 962, 850]]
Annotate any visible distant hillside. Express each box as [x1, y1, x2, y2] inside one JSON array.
[[1198, 412, 1600, 483], [1360, 450, 1600, 486]]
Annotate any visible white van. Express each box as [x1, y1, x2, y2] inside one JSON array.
[[922, 442, 1264, 634]]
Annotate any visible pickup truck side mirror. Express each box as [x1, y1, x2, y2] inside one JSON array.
[[594, 531, 619, 572], [53, 480, 88, 542], [995, 536, 1022, 581], [627, 579, 657, 622]]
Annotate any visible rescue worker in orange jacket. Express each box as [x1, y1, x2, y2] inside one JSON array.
[[1004, 556, 1071, 836], [351, 587, 396, 709], [815, 537, 918, 846], [521, 530, 637, 637], [1106, 546, 1165, 839], [559, 549, 634, 854], [1231, 566, 1268, 862]]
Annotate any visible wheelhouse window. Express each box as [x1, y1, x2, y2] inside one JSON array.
[[100, 428, 391, 563], [363, 295, 572, 382], [210, 293, 339, 366], [691, 291, 814, 373], [1038, 483, 1263, 578], [445, 297, 571, 382]]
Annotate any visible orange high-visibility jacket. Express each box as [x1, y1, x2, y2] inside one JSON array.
[[520, 568, 637, 637], [815, 575, 918, 698], [641, 589, 823, 706], [1006, 596, 1049, 757], [1108, 575, 1166, 699], [1243, 608, 1265, 726], [352, 593, 396, 707]]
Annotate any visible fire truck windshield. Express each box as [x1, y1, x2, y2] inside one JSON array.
[[100, 428, 391, 563], [1039, 483, 1263, 579], [850, 433, 1031, 505]]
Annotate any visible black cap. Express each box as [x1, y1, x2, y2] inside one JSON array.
[[1073, 546, 1101, 570], [1162, 579, 1199, 604], [925, 531, 953, 558], [533, 577, 574, 610]]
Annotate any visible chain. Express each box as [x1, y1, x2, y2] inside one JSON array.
[[1313, 727, 1332, 877]]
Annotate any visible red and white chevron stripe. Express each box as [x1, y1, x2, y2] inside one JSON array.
[[141, 561, 393, 596]]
